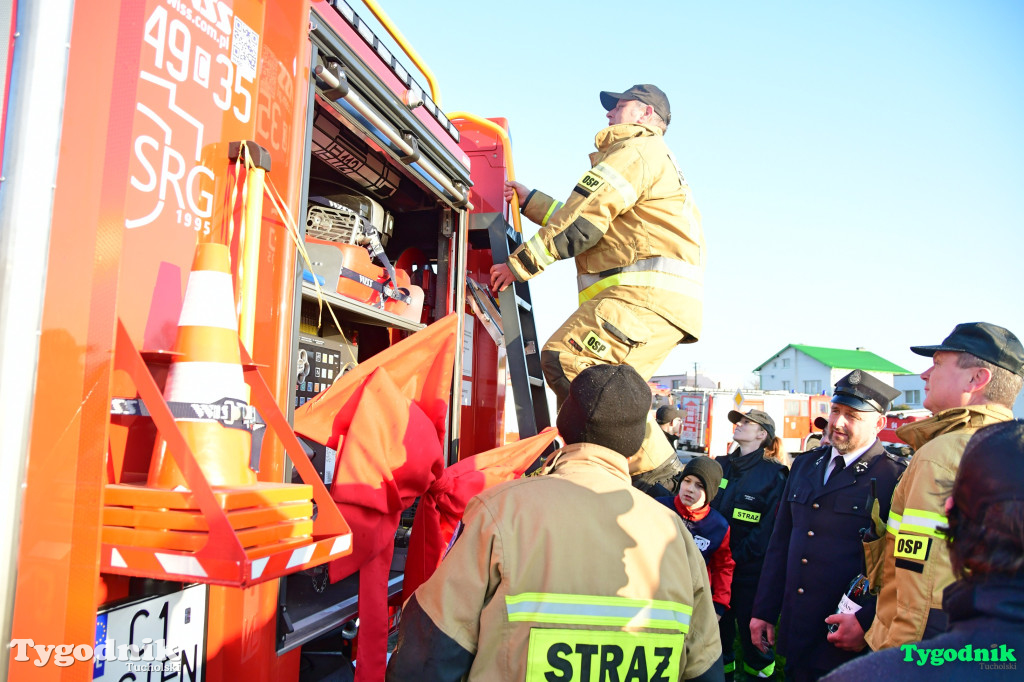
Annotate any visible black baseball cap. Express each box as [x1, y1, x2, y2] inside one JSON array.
[[910, 322, 1024, 378], [832, 369, 902, 414], [656, 405, 682, 425], [954, 420, 1024, 521], [814, 416, 829, 430], [728, 409, 775, 440], [600, 84, 671, 124]]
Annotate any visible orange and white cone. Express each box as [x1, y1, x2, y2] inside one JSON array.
[[148, 242, 257, 489]]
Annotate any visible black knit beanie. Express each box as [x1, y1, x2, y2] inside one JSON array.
[[556, 364, 651, 457], [681, 456, 723, 504]]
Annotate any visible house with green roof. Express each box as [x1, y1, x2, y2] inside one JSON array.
[[754, 344, 913, 395]]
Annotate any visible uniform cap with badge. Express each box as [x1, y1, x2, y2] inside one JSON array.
[[910, 321, 1024, 378], [831, 369, 902, 414], [727, 408, 776, 441], [599, 84, 671, 124]]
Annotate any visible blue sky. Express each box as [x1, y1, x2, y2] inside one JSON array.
[[375, 1, 1024, 385]]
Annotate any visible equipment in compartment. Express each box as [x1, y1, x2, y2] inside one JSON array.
[[295, 333, 356, 409], [303, 185, 425, 321], [311, 106, 400, 198], [306, 192, 394, 247], [304, 236, 413, 311], [294, 333, 355, 495]]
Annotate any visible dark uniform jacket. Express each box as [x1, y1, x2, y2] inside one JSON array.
[[751, 440, 907, 671], [710, 447, 788, 585], [822, 575, 1024, 681]]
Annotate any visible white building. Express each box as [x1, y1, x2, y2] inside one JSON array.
[[755, 344, 912, 396], [894, 374, 925, 409], [650, 373, 717, 392]]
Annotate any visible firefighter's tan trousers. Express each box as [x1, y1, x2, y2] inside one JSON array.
[[541, 294, 683, 475]]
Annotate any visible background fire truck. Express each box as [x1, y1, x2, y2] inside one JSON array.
[[1, 1, 550, 680], [673, 390, 926, 461], [674, 390, 831, 460]]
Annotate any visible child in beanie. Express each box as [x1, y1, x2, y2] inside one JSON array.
[[658, 456, 734, 618]]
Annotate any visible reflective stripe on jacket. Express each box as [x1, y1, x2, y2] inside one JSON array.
[[865, 404, 1013, 650], [507, 123, 705, 340]]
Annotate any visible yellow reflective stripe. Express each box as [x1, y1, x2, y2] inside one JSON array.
[[540, 201, 562, 227], [719, 478, 728, 490], [592, 162, 638, 206], [577, 257, 705, 291], [579, 270, 704, 305], [524, 233, 557, 268], [745, 660, 776, 677], [900, 508, 947, 539], [886, 511, 902, 536], [506, 592, 692, 633]]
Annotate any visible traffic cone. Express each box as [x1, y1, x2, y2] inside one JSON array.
[[148, 242, 257, 489]]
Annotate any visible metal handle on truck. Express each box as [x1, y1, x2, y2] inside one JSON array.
[[314, 64, 472, 210]]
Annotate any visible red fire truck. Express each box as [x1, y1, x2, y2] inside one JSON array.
[[880, 409, 930, 449], [1, 1, 547, 679]]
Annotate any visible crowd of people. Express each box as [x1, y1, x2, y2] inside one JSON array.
[[387, 82, 1022, 680], [387, 323, 1023, 681]]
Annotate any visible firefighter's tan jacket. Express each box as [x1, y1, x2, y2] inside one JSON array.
[[507, 123, 705, 340], [865, 404, 1013, 650], [393, 442, 721, 681]]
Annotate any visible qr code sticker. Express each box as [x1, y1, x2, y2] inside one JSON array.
[[231, 15, 259, 81]]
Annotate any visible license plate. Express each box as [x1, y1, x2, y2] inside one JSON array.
[[94, 584, 207, 681]]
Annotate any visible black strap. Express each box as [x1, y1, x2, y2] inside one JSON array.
[[338, 266, 412, 306], [111, 397, 266, 473]]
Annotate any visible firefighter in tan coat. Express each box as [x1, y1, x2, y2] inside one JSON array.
[[865, 322, 1024, 650], [490, 84, 704, 484], [387, 364, 723, 681]]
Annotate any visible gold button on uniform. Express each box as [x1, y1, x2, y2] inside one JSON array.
[[807, 531, 814, 537], [812, 503, 820, 509], [798, 588, 805, 594], [801, 558, 808, 564]]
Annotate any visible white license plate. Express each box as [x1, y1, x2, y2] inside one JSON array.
[[94, 584, 207, 681]]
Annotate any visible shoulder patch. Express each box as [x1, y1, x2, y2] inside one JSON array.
[[886, 451, 911, 467], [574, 169, 606, 198]]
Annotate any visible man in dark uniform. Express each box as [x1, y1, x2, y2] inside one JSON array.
[[749, 370, 907, 681]]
